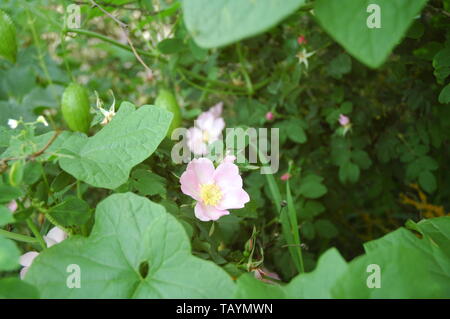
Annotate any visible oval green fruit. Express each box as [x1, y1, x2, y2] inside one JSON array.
[[0, 9, 17, 63], [9, 160, 24, 187], [155, 89, 182, 138], [61, 83, 92, 134]]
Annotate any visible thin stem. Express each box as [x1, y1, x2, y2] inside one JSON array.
[[76, 180, 82, 199], [65, 28, 270, 93], [0, 229, 39, 244], [26, 218, 46, 250], [236, 43, 254, 95], [45, 213, 72, 235]]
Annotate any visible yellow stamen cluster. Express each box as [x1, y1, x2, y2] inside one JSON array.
[[200, 184, 222, 206], [202, 130, 210, 143]]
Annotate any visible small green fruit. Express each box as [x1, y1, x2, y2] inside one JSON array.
[[0, 9, 17, 63], [9, 160, 24, 187], [61, 83, 92, 133], [155, 89, 182, 138]]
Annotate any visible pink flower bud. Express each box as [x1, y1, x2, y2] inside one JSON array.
[[339, 114, 350, 126], [297, 35, 307, 45], [280, 173, 291, 181], [7, 200, 17, 213], [265, 112, 274, 121]]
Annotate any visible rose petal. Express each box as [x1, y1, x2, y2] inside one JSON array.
[[19, 251, 39, 267], [20, 266, 29, 280], [45, 227, 67, 246], [187, 127, 208, 155], [217, 188, 250, 210], [195, 203, 229, 222], [214, 162, 243, 191], [180, 169, 201, 200], [186, 158, 215, 185], [209, 102, 223, 118]]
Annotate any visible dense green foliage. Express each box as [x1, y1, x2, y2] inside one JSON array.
[[0, 0, 449, 298]]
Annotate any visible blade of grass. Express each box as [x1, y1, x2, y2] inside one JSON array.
[[255, 144, 303, 273], [286, 177, 305, 273]]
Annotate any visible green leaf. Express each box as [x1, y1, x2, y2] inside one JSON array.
[[352, 150, 372, 170], [438, 83, 450, 104], [283, 119, 308, 144], [333, 221, 450, 298], [285, 248, 348, 298], [0, 236, 20, 271], [314, 219, 339, 239], [58, 102, 173, 189], [132, 169, 166, 197], [0, 278, 39, 299], [0, 184, 22, 204], [339, 162, 360, 184], [157, 38, 185, 54], [48, 197, 91, 226], [234, 274, 286, 298], [298, 200, 325, 219], [25, 193, 235, 298], [183, 0, 306, 48], [0, 205, 14, 226], [414, 217, 450, 256], [433, 47, 450, 83], [418, 170, 437, 194], [315, 0, 428, 68], [327, 53, 352, 79], [298, 175, 327, 199], [0, 10, 17, 63]]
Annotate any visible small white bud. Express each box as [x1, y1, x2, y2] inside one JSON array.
[[8, 119, 18, 129]]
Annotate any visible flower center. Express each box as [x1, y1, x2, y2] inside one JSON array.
[[200, 184, 222, 206], [202, 130, 210, 143]]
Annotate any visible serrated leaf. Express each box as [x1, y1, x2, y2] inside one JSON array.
[[339, 162, 360, 184], [58, 103, 173, 189], [48, 197, 91, 226], [25, 193, 235, 298], [0, 10, 17, 63], [315, 0, 428, 68], [418, 170, 437, 194], [183, 0, 305, 48], [315, 219, 339, 239], [298, 174, 327, 199], [438, 83, 450, 104]]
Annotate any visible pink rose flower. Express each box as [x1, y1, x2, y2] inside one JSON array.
[[265, 112, 274, 121], [280, 173, 291, 181], [19, 227, 68, 279], [187, 102, 225, 156], [297, 35, 307, 45], [180, 158, 250, 222], [338, 114, 350, 126]]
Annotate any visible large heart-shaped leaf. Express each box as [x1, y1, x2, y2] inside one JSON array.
[[58, 102, 172, 189], [285, 248, 348, 298], [25, 193, 236, 298], [332, 217, 450, 298], [183, 0, 305, 48], [315, 0, 428, 68]]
